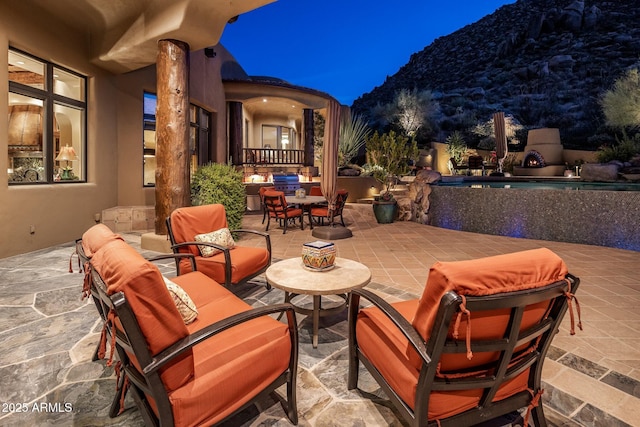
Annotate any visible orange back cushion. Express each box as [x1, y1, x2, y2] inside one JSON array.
[[90, 239, 193, 391], [410, 248, 568, 369], [81, 224, 123, 258], [309, 186, 323, 196], [170, 205, 229, 256]]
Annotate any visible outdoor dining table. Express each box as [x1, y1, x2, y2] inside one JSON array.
[[284, 195, 327, 206], [285, 195, 327, 228]]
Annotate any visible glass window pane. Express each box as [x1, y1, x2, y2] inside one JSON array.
[[263, 126, 277, 148], [143, 129, 156, 186], [7, 95, 45, 183], [53, 103, 84, 181], [201, 110, 210, 130], [8, 51, 45, 90], [190, 126, 198, 175], [143, 92, 156, 118], [53, 67, 85, 101]]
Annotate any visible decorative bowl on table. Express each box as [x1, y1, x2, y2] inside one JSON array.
[[302, 240, 336, 271]]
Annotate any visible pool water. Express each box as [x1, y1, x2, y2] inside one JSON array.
[[435, 180, 640, 191]]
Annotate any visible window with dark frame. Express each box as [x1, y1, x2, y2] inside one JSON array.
[[7, 48, 86, 184], [143, 92, 211, 187]]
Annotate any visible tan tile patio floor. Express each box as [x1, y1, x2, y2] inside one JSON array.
[[0, 203, 638, 426], [246, 204, 640, 427]]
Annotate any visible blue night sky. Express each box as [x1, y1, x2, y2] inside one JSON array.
[[220, 0, 516, 106]]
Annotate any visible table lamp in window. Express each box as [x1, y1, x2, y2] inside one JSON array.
[[55, 145, 78, 180]]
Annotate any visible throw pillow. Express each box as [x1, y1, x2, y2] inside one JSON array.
[[163, 276, 198, 324], [194, 228, 236, 257]]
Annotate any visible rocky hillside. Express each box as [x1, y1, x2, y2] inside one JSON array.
[[351, 0, 640, 149]]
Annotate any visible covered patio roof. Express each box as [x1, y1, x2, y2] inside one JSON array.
[[224, 77, 336, 116], [15, 0, 275, 74]]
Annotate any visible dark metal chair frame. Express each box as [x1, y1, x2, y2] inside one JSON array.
[[309, 190, 349, 229], [88, 257, 299, 426], [259, 186, 276, 225], [76, 238, 198, 418], [348, 274, 580, 427]]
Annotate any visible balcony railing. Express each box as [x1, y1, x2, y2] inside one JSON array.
[[243, 148, 304, 165]]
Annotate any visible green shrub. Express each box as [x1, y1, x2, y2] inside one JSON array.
[[600, 68, 640, 129], [339, 113, 371, 166], [190, 163, 246, 231], [365, 130, 419, 194], [445, 131, 468, 163], [595, 130, 640, 163]]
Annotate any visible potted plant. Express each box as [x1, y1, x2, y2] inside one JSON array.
[[365, 130, 418, 223]]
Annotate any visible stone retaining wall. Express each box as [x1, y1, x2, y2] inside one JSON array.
[[427, 186, 640, 251]]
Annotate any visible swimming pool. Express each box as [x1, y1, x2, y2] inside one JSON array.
[[435, 179, 640, 192], [428, 178, 640, 251]]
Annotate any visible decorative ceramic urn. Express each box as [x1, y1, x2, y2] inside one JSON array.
[[302, 240, 336, 271]]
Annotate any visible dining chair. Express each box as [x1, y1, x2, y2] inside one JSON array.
[[259, 185, 275, 224], [263, 190, 304, 234], [309, 189, 348, 228], [309, 186, 323, 196]]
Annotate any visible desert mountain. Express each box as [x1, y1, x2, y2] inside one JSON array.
[[351, 0, 640, 149]]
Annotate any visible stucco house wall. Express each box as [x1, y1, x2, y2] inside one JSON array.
[[0, 3, 119, 258]]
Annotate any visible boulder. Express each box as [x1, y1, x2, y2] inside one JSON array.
[[408, 172, 439, 224], [560, 1, 585, 32], [549, 55, 574, 70], [583, 5, 602, 29], [396, 197, 413, 222], [580, 163, 620, 182], [414, 169, 442, 185]]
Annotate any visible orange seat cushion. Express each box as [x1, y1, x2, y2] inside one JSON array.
[[168, 292, 292, 426], [357, 300, 532, 419], [310, 207, 328, 217], [171, 271, 228, 307], [90, 239, 193, 392], [81, 224, 123, 257], [178, 246, 270, 285], [273, 207, 303, 219]]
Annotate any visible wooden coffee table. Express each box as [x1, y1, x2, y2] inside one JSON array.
[[265, 257, 371, 348]]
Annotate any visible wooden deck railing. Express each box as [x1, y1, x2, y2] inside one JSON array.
[[243, 148, 304, 165]]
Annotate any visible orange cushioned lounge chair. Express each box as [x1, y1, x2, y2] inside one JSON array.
[[348, 248, 581, 427], [166, 204, 272, 289], [87, 235, 298, 427]]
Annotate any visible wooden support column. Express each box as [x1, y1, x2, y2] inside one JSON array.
[[228, 101, 243, 165], [155, 39, 191, 235], [303, 108, 315, 166]]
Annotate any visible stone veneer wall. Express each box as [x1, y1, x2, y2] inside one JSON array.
[[428, 186, 640, 251], [101, 206, 155, 233]]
